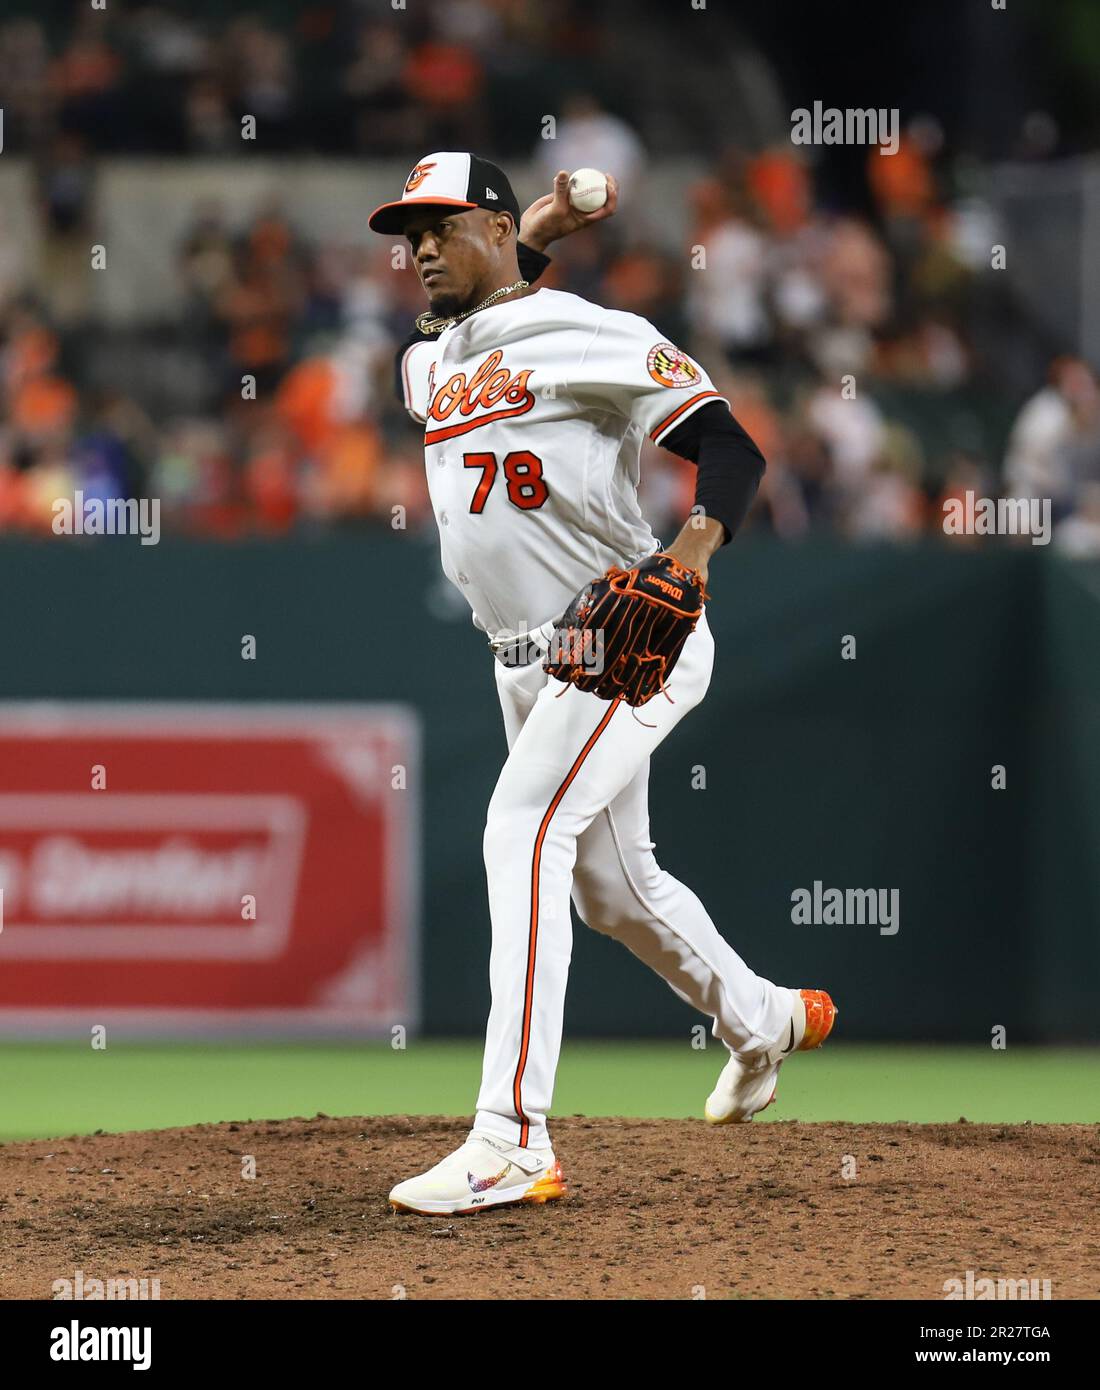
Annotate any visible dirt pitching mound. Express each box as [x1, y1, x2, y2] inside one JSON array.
[[1, 1115, 1097, 1300]]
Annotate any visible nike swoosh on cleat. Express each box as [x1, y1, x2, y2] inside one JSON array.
[[468, 1163, 512, 1194]]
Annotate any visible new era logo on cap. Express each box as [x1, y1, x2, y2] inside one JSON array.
[[368, 153, 520, 234]]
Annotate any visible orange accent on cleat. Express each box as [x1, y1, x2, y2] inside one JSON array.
[[523, 1158, 567, 1204], [798, 989, 837, 1050]]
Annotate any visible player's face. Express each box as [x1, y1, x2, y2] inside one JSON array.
[[403, 208, 500, 316]]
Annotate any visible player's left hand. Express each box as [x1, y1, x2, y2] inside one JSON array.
[[519, 171, 619, 254]]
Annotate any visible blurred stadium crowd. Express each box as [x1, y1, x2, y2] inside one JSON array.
[[2, 1, 1099, 551]]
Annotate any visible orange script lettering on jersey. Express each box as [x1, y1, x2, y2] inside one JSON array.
[[429, 351, 535, 421]]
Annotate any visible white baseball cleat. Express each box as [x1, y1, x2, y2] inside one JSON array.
[[704, 988, 837, 1125], [389, 1131, 567, 1216]]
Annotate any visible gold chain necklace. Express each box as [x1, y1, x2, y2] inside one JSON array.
[[415, 279, 530, 335]]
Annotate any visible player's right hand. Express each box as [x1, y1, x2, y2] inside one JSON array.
[[519, 171, 619, 253]]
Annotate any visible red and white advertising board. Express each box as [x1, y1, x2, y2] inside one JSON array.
[[0, 703, 418, 1034]]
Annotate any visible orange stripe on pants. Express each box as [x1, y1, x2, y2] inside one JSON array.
[[512, 696, 622, 1146]]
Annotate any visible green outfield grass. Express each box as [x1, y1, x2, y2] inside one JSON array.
[[1, 1042, 1098, 1142]]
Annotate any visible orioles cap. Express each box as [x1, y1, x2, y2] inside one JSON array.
[[368, 152, 521, 234]]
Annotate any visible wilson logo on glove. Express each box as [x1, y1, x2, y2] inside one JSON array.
[[645, 575, 684, 600]]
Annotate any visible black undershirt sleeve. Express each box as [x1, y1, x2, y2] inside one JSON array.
[[660, 400, 766, 545], [392, 242, 552, 405], [517, 241, 552, 285]]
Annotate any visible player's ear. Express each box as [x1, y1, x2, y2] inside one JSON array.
[[493, 211, 516, 245]]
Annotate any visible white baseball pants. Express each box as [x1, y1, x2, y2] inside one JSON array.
[[474, 612, 791, 1150]]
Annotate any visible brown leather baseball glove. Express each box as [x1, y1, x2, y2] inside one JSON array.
[[543, 552, 708, 708]]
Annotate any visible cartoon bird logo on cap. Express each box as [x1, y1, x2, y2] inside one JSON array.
[[404, 162, 437, 193]]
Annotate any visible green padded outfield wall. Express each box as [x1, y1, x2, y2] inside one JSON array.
[[0, 534, 1092, 1041]]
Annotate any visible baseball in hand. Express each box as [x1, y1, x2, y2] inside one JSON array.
[[568, 168, 608, 214]]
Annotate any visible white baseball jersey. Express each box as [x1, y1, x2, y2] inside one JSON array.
[[400, 287, 728, 639]]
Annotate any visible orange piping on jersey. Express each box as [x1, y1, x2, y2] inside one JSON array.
[[650, 390, 725, 443], [513, 696, 623, 1147], [424, 398, 537, 445]]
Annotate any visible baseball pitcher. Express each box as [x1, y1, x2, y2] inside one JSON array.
[[369, 153, 837, 1215]]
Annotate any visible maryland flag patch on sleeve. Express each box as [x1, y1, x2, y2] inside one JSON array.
[[647, 343, 703, 388]]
